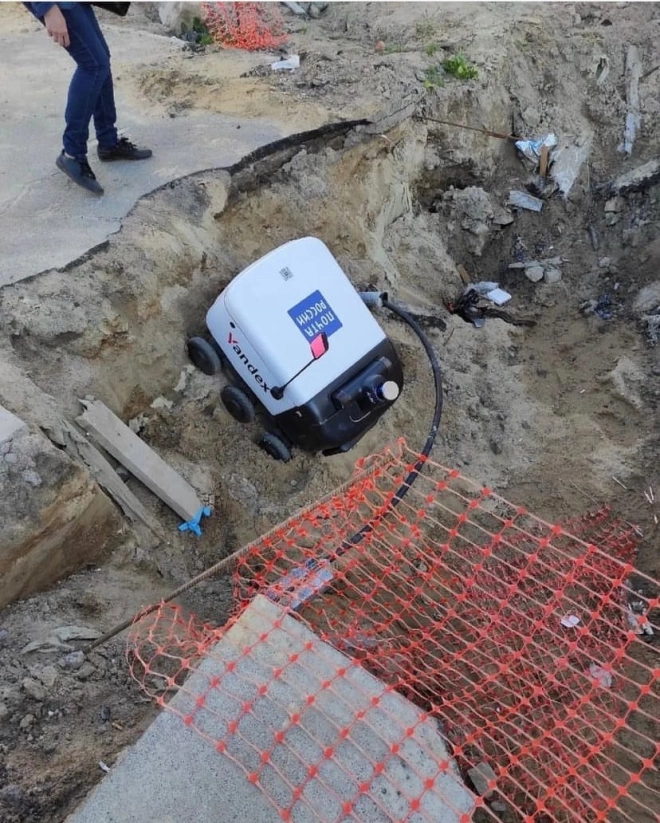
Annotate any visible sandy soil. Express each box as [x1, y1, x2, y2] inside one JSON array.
[[0, 2, 658, 821]]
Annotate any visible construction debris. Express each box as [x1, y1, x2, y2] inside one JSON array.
[[508, 190, 544, 212], [620, 45, 642, 155], [76, 398, 205, 525], [611, 157, 660, 195]]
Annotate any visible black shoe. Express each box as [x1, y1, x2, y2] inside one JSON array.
[[55, 151, 104, 195], [97, 136, 153, 162]]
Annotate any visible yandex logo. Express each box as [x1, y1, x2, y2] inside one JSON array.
[[227, 331, 270, 394]]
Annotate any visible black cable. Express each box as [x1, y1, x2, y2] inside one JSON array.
[[332, 295, 444, 558]]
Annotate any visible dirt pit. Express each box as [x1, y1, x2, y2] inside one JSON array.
[[1, 3, 659, 821]]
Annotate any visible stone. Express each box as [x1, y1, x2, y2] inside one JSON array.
[[598, 257, 612, 269], [525, 265, 544, 283], [611, 158, 660, 194], [55, 625, 102, 643], [157, 1, 202, 32], [75, 662, 97, 681], [35, 665, 58, 688], [522, 106, 541, 128], [0, 702, 9, 720], [605, 213, 620, 226], [21, 469, 42, 486], [0, 628, 8, 645], [604, 197, 623, 213], [544, 266, 562, 284], [633, 282, 660, 316], [22, 677, 47, 702], [493, 212, 514, 227], [1, 784, 25, 808], [60, 651, 86, 671], [19, 713, 35, 730], [467, 761, 498, 797]]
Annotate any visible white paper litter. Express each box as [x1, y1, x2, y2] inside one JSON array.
[[271, 55, 300, 71], [588, 664, 613, 689], [485, 288, 512, 306], [560, 614, 581, 629]]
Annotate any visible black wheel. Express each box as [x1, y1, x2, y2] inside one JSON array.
[[258, 432, 292, 462], [187, 337, 221, 376], [221, 385, 255, 424]]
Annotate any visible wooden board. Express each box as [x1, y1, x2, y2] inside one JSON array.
[[61, 419, 166, 541], [76, 399, 202, 523]]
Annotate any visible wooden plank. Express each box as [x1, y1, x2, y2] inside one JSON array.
[[76, 399, 202, 522], [60, 419, 167, 541], [539, 144, 549, 177], [457, 264, 471, 285]]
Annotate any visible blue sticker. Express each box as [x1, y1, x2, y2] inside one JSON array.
[[287, 290, 343, 341]]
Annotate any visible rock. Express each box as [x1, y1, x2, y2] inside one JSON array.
[[0, 702, 9, 720], [55, 625, 101, 643], [604, 196, 623, 213], [21, 636, 71, 654], [75, 662, 97, 681], [599, 356, 645, 411], [468, 761, 498, 797], [60, 650, 86, 671], [1, 784, 25, 808], [22, 677, 47, 702], [20, 468, 42, 486], [489, 440, 503, 455], [605, 212, 620, 226], [525, 265, 544, 283], [598, 257, 612, 269], [611, 158, 660, 195], [633, 282, 660, 316], [0, 405, 120, 611], [19, 713, 35, 730], [0, 628, 8, 645], [492, 212, 514, 227], [157, 1, 202, 31], [150, 396, 173, 410], [543, 267, 562, 284], [34, 665, 58, 688], [522, 106, 541, 128]]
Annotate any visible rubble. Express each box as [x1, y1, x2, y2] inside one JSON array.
[[611, 158, 660, 195]]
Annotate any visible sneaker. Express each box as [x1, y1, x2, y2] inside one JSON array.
[[55, 151, 104, 195], [97, 136, 153, 162]]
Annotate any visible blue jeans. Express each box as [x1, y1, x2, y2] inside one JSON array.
[[60, 3, 118, 158]]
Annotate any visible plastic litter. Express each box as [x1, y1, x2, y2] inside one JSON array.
[[178, 505, 212, 537], [588, 663, 613, 688], [515, 133, 557, 167], [271, 54, 300, 71], [560, 614, 581, 629], [485, 287, 512, 306], [468, 282, 512, 306], [508, 190, 544, 212]]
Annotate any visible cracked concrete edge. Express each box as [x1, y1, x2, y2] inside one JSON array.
[[2, 107, 423, 290]]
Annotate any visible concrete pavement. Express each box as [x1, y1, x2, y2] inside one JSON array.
[[65, 595, 475, 823], [0, 21, 282, 287]]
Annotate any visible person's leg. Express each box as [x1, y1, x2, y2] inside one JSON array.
[[60, 3, 112, 159], [85, 8, 118, 151]]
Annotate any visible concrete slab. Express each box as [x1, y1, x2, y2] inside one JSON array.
[[0, 23, 282, 287], [66, 595, 475, 823]]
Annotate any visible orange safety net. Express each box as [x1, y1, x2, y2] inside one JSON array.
[[202, 2, 286, 51], [129, 441, 659, 822]]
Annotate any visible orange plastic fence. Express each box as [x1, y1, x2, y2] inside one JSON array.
[[129, 441, 659, 822], [202, 2, 286, 51]]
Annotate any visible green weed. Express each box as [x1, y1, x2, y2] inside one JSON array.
[[416, 20, 437, 39], [425, 42, 439, 57], [442, 53, 479, 80]]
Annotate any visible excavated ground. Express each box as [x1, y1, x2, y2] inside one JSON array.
[[0, 2, 658, 821]]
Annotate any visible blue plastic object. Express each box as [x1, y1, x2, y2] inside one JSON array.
[[178, 506, 212, 537]]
